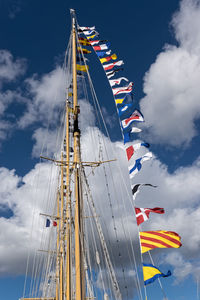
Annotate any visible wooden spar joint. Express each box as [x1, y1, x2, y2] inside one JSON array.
[[74, 105, 80, 115]]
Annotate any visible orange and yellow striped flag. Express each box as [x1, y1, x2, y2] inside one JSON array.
[[139, 231, 182, 253], [78, 38, 91, 46]]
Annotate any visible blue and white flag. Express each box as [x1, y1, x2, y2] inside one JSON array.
[[117, 103, 133, 117], [123, 127, 142, 144], [96, 50, 111, 58], [128, 152, 152, 179]]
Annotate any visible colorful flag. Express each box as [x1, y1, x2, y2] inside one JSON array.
[[131, 183, 157, 200], [112, 82, 133, 96], [103, 60, 124, 71], [117, 103, 133, 117], [121, 110, 144, 130], [79, 26, 95, 32], [93, 43, 110, 51], [89, 39, 108, 46], [100, 54, 117, 64], [129, 152, 152, 179], [143, 263, 171, 286], [135, 207, 165, 226], [77, 47, 91, 54], [46, 218, 57, 227], [125, 142, 150, 160], [106, 68, 124, 79], [139, 231, 182, 253], [96, 50, 111, 57], [76, 64, 89, 72], [109, 77, 129, 87]]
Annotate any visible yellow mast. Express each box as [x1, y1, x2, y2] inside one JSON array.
[[65, 101, 72, 300], [71, 9, 85, 300]]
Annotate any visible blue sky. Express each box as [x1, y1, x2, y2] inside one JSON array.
[[1, 0, 200, 299]]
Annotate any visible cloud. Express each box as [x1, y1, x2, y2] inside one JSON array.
[[0, 162, 59, 275], [18, 67, 67, 128], [140, 0, 200, 147], [0, 49, 26, 85], [0, 50, 27, 144]]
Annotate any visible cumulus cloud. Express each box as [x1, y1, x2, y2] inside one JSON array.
[[140, 0, 200, 147], [0, 163, 59, 275], [18, 67, 67, 128]]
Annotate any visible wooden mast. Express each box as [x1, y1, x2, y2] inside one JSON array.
[[71, 9, 85, 300]]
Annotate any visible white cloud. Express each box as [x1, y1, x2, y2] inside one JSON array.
[[140, 0, 200, 147], [0, 49, 26, 85], [0, 50, 27, 143], [18, 67, 67, 128]]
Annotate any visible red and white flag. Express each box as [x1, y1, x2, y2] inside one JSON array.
[[121, 110, 144, 129], [125, 142, 149, 161], [135, 207, 165, 226], [103, 60, 124, 71], [109, 77, 129, 87], [93, 43, 110, 51], [112, 82, 133, 96]]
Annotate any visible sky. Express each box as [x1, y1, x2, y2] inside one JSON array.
[[1, 0, 200, 299]]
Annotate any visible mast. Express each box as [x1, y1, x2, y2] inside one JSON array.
[[71, 9, 85, 300]]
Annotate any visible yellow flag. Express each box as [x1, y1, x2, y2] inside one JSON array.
[[115, 98, 124, 105], [100, 54, 117, 64], [86, 34, 96, 40], [76, 64, 89, 72]]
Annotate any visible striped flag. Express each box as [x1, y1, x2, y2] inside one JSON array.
[[93, 43, 110, 51], [126, 142, 150, 161], [106, 68, 124, 79], [131, 183, 157, 200], [143, 263, 171, 286], [109, 77, 129, 87], [135, 207, 165, 225], [128, 152, 152, 179], [103, 60, 124, 71], [100, 54, 117, 64], [139, 231, 182, 253], [78, 38, 91, 46], [121, 110, 144, 130], [112, 82, 133, 96]]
